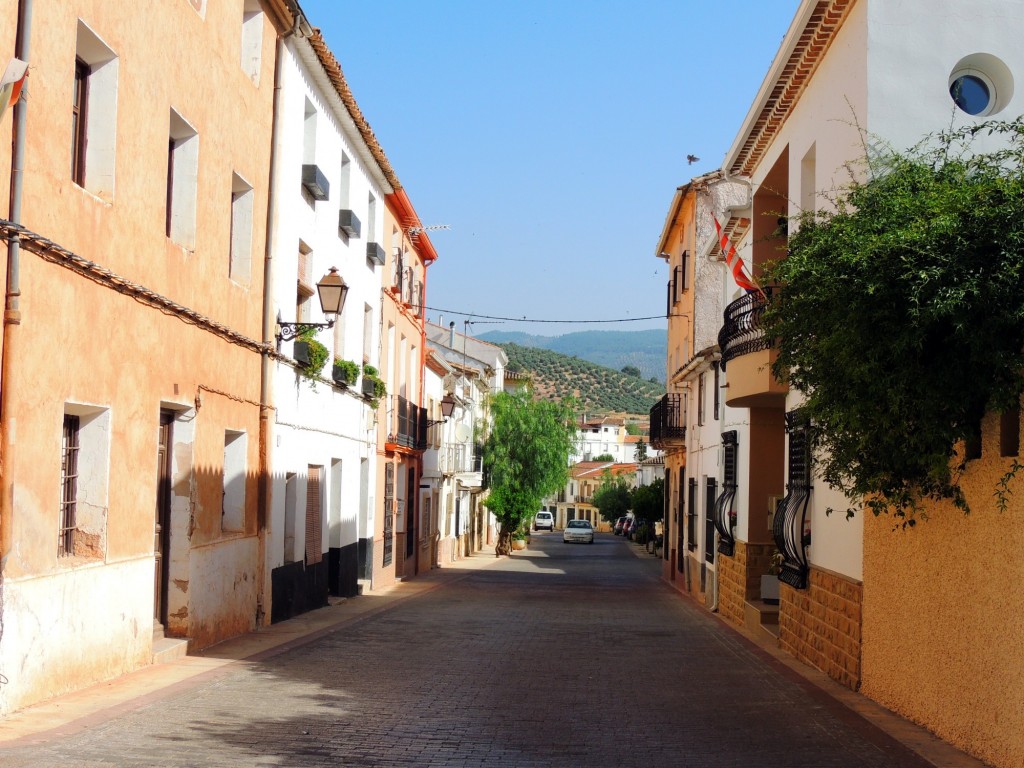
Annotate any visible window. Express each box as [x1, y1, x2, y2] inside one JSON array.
[[222, 430, 247, 531], [712, 361, 720, 421], [697, 373, 705, 427], [283, 472, 298, 562], [1001, 408, 1020, 457], [948, 53, 1013, 117], [73, 21, 118, 198], [167, 110, 199, 247], [774, 410, 812, 589], [240, 0, 264, 83], [229, 172, 254, 285], [59, 405, 110, 560], [71, 59, 88, 185], [297, 241, 313, 322]]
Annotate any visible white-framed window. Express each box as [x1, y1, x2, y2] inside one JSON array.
[[59, 404, 111, 560], [240, 0, 264, 83], [229, 172, 254, 285], [167, 109, 199, 248], [73, 21, 119, 198], [222, 430, 247, 531]]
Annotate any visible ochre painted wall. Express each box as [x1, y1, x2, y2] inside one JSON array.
[[861, 410, 1024, 768]]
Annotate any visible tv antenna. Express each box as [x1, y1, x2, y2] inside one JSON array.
[[408, 224, 450, 236]]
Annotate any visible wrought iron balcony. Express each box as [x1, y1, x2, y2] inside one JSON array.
[[439, 444, 482, 475], [650, 393, 685, 450], [718, 287, 774, 371], [387, 395, 427, 450]]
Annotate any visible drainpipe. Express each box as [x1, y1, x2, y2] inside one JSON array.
[[256, 13, 306, 627], [0, 0, 31, 567]]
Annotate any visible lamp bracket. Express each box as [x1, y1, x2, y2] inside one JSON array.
[[276, 319, 335, 344]]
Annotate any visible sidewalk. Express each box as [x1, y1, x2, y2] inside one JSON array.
[[620, 537, 987, 768], [0, 551, 499, 747]]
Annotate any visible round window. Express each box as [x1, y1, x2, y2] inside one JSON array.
[[948, 54, 1013, 117], [949, 73, 993, 115]]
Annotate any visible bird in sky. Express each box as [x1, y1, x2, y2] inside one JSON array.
[[687, 154, 700, 165]]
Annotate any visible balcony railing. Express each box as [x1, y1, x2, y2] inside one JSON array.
[[650, 394, 685, 449], [718, 287, 774, 371], [438, 444, 482, 474], [388, 395, 427, 450]]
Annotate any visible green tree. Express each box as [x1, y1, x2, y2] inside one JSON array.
[[593, 453, 615, 462], [482, 389, 578, 555], [763, 118, 1024, 521], [592, 472, 632, 523], [634, 439, 648, 462], [630, 478, 663, 524], [621, 365, 642, 378]]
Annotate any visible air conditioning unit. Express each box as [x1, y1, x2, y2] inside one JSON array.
[[338, 209, 361, 237], [301, 164, 329, 201], [366, 242, 386, 266]]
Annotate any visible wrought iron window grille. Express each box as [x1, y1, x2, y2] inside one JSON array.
[[773, 410, 812, 589], [713, 430, 738, 556]]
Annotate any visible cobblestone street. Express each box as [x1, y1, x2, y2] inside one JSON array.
[[0, 534, 975, 767]]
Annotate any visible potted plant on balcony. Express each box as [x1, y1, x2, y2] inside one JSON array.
[[361, 364, 387, 408], [295, 328, 329, 387], [332, 358, 359, 388]]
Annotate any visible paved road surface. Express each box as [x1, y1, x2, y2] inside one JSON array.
[[0, 533, 946, 767]]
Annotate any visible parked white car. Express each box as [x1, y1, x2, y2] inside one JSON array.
[[563, 519, 594, 544], [534, 511, 554, 531]]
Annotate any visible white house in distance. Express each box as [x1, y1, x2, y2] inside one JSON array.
[[265, 25, 391, 621], [425, 321, 505, 557]]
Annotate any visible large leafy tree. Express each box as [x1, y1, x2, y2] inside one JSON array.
[[482, 389, 577, 555], [592, 472, 632, 523], [763, 119, 1024, 521], [630, 478, 664, 524]]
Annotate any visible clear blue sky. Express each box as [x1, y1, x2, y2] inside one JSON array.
[[300, 0, 801, 337]]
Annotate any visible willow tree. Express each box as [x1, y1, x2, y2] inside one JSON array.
[[482, 389, 577, 555]]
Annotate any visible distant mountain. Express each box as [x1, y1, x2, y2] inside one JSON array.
[[479, 329, 666, 384], [497, 343, 664, 415]]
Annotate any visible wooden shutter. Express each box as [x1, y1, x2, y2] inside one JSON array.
[[305, 465, 322, 565]]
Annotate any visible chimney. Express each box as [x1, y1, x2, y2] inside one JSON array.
[[449, 321, 455, 349]]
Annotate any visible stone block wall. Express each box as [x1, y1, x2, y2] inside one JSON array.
[[717, 541, 777, 628], [779, 567, 862, 690]]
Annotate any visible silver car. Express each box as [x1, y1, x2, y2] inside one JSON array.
[[562, 519, 594, 544]]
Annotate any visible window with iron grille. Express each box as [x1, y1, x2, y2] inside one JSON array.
[[59, 415, 80, 557], [704, 477, 716, 564], [72, 59, 89, 186], [773, 410, 812, 589], [383, 462, 395, 566], [687, 477, 696, 551], [59, 406, 110, 560], [73, 22, 119, 198], [712, 431, 738, 556]]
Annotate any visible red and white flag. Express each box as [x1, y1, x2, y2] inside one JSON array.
[[713, 215, 761, 294], [0, 58, 28, 122]]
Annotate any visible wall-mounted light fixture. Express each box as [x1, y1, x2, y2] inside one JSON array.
[[276, 267, 348, 348], [426, 393, 456, 427]]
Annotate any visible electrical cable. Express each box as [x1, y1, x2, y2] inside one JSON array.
[[420, 306, 673, 324]]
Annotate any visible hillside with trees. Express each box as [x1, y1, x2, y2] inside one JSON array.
[[480, 329, 666, 383], [500, 343, 664, 414]]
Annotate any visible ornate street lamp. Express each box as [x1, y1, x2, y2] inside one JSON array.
[[276, 267, 348, 348]]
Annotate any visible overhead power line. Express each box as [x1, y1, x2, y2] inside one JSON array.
[[421, 305, 668, 324]]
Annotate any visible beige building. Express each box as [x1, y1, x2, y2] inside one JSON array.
[[0, 0, 283, 714], [664, 1, 1024, 766]]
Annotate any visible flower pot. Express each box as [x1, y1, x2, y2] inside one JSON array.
[[361, 377, 376, 398], [332, 364, 354, 387], [293, 341, 311, 365], [760, 574, 780, 604], [512, 539, 527, 551]]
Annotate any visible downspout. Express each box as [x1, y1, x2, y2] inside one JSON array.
[[1, 0, 31, 568], [257, 15, 304, 627]]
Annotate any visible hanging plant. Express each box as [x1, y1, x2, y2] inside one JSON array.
[[361, 363, 388, 408], [295, 328, 329, 386], [332, 358, 360, 387]]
